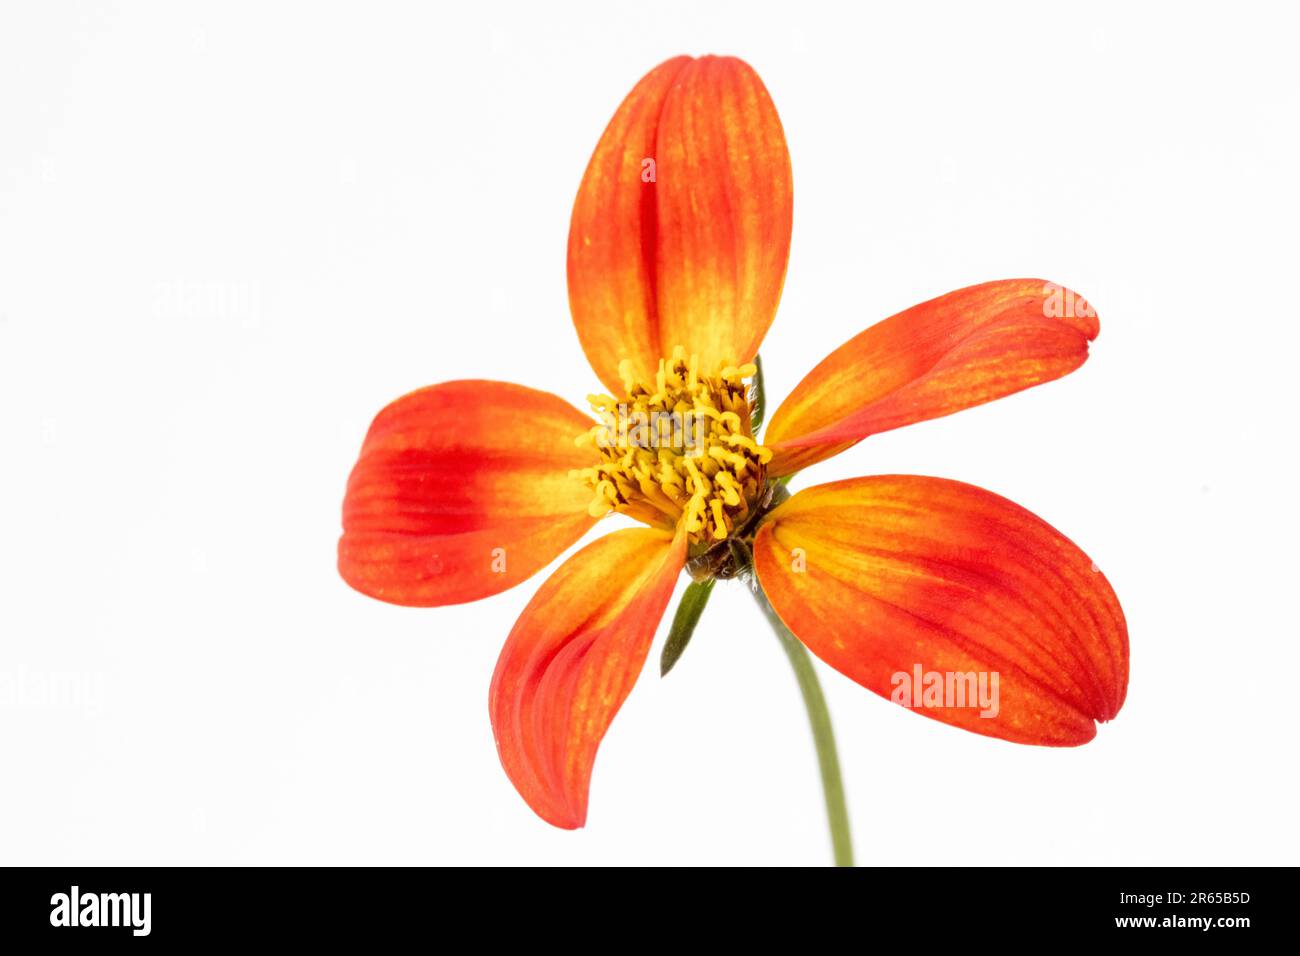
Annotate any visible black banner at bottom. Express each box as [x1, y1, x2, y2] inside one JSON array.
[[0, 866, 1287, 944]]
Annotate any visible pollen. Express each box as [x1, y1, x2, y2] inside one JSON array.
[[570, 347, 772, 545]]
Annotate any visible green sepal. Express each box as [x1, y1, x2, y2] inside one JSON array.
[[750, 353, 767, 436], [660, 578, 716, 676]]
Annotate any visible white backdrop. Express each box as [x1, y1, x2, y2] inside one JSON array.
[[2, 1, 1297, 866]]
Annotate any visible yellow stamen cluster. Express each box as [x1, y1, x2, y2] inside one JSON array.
[[571, 348, 772, 544]]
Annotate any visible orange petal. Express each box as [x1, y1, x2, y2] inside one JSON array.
[[764, 280, 1099, 475], [753, 476, 1127, 745], [339, 380, 598, 607], [568, 56, 691, 394], [568, 56, 792, 392], [653, 56, 793, 372], [490, 527, 686, 828]]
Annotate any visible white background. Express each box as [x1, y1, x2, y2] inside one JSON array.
[[2, 1, 1297, 866]]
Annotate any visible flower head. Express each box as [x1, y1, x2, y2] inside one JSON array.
[[339, 55, 1128, 832], [575, 351, 770, 542]]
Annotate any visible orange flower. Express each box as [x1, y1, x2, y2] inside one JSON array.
[[339, 55, 1128, 832]]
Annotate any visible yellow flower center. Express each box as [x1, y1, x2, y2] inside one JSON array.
[[572, 347, 772, 545]]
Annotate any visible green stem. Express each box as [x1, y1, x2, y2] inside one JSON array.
[[753, 584, 854, 867]]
